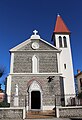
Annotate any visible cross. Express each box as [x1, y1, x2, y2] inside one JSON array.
[[33, 30, 38, 35], [57, 13, 60, 17]]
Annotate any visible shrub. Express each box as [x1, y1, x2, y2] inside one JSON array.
[[77, 92, 82, 99], [0, 101, 10, 107]]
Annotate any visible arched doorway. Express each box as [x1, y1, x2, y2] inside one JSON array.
[[31, 91, 41, 109], [28, 81, 42, 110]]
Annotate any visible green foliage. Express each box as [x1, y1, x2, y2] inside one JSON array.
[[77, 92, 82, 99], [0, 101, 10, 107]]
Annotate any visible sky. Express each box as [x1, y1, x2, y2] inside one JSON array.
[[0, 0, 82, 89]]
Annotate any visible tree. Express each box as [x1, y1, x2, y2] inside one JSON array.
[[0, 83, 3, 93], [0, 67, 5, 91], [0, 68, 4, 78]]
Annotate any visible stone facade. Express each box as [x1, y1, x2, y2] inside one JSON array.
[[7, 33, 62, 111], [13, 52, 58, 73], [10, 75, 61, 108], [18, 40, 56, 51]]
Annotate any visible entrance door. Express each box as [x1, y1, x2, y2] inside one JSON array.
[[31, 91, 41, 109]]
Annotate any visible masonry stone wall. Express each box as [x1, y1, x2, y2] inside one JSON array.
[[0, 108, 23, 119], [18, 40, 56, 51], [58, 107, 82, 117], [10, 75, 61, 107], [13, 52, 58, 73]]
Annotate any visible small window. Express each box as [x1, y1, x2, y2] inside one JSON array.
[[59, 36, 62, 47], [63, 36, 67, 47], [64, 64, 66, 69]]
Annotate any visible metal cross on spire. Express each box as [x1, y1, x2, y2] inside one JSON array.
[[33, 30, 38, 35], [57, 13, 60, 17]]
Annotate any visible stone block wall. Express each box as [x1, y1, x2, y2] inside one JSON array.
[[0, 108, 25, 119], [18, 40, 55, 51], [13, 52, 58, 73], [57, 106, 82, 118], [10, 75, 61, 107]]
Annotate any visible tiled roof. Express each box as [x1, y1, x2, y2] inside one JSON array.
[[54, 15, 70, 33]]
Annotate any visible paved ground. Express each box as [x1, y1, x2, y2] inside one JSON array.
[[25, 118, 71, 120], [2, 119, 71, 120], [1, 118, 82, 120], [27, 118, 81, 120], [25, 117, 82, 120], [0, 118, 71, 120]]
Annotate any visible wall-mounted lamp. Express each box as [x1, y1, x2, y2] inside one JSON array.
[[47, 76, 55, 82]]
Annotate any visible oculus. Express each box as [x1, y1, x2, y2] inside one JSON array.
[[32, 42, 39, 49]]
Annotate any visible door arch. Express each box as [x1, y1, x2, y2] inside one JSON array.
[[28, 81, 42, 110]]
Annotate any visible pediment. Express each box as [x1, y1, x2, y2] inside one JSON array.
[[10, 38, 61, 52]]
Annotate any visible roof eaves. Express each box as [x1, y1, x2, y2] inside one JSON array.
[[10, 38, 31, 52]]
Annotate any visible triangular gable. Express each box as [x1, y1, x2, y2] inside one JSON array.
[[40, 38, 60, 51], [10, 37, 61, 52]]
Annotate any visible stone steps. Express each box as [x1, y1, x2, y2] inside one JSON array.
[[26, 110, 55, 119], [25, 118, 71, 120]]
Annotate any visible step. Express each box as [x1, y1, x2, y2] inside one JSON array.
[[25, 118, 71, 120], [26, 110, 55, 119]]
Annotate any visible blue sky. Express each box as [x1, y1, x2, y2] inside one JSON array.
[[0, 0, 82, 88]]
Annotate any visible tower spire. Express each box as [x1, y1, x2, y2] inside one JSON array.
[[54, 15, 70, 33]]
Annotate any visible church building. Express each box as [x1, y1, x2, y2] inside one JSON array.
[[6, 15, 75, 111]]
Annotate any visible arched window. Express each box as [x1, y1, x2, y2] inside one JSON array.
[[63, 36, 67, 47], [32, 55, 39, 73], [59, 36, 62, 47]]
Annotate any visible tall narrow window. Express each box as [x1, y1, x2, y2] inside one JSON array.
[[54, 39, 56, 47], [32, 55, 39, 73], [64, 64, 66, 69], [63, 36, 67, 47], [59, 36, 62, 47]]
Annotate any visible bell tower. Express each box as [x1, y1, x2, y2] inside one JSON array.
[[52, 15, 75, 104]]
